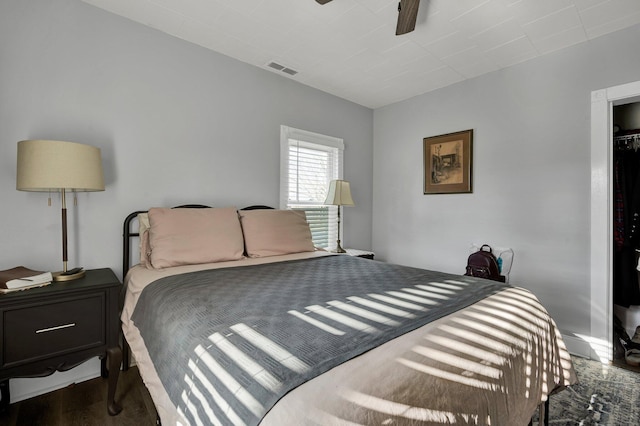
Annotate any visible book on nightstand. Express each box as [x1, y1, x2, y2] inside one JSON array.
[[0, 266, 53, 293]]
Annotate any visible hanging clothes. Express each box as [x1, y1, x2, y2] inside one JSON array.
[[613, 133, 640, 308], [614, 157, 626, 251]]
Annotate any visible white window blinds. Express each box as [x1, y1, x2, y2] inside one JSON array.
[[280, 126, 344, 249]]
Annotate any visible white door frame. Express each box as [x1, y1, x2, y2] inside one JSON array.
[[590, 80, 640, 361]]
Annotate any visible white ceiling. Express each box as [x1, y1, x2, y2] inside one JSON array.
[[81, 0, 640, 109]]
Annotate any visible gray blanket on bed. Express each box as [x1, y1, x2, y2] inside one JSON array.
[[132, 255, 508, 426]]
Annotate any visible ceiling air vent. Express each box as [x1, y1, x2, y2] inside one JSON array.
[[267, 61, 298, 76]]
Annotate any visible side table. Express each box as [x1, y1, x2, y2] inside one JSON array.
[[0, 268, 122, 416]]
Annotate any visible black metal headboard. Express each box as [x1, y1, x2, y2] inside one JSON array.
[[122, 205, 274, 276]]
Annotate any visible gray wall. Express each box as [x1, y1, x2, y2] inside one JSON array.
[[373, 23, 640, 339], [0, 0, 374, 283]]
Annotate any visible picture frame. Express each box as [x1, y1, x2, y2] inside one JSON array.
[[423, 129, 473, 194]]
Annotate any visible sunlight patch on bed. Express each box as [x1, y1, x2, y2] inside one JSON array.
[[304, 407, 365, 426], [187, 359, 245, 425], [525, 352, 533, 399], [471, 305, 543, 335], [411, 345, 502, 379], [229, 323, 310, 374], [462, 310, 522, 335], [193, 344, 264, 418], [555, 329, 577, 382], [446, 318, 526, 350], [310, 407, 365, 426], [179, 390, 206, 426], [471, 297, 544, 333], [305, 305, 378, 333], [481, 297, 548, 323], [397, 357, 502, 392], [415, 284, 456, 295], [491, 291, 547, 315], [443, 280, 469, 288], [367, 294, 427, 311], [288, 310, 346, 335], [436, 323, 522, 354], [340, 388, 484, 423], [208, 332, 283, 392], [347, 296, 417, 318], [385, 291, 440, 306], [402, 287, 451, 300], [510, 287, 543, 301], [423, 335, 508, 366], [327, 300, 401, 326], [182, 374, 224, 426]]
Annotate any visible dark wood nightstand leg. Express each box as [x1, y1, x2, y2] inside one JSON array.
[[106, 346, 122, 416], [0, 380, 9, 414], [101, 356, 108, 378]]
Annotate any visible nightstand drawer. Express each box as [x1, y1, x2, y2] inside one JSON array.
[[2, 294, 105, 367]]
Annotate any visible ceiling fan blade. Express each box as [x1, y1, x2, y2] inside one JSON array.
[[316, 0, 333, 4], [396, 0, 420, 35]]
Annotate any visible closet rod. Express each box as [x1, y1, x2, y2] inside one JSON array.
[[614, 132, 640, 151]]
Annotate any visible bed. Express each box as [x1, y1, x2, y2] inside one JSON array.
[[120, 205, 577, 425]]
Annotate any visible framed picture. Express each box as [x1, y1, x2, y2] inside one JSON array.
[[423, 129, 473, 194]]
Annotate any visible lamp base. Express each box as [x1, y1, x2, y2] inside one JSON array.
[[331, 240, 346, 254], [53, 268, 85, 282]]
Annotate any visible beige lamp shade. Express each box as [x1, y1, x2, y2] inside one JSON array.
[[324, 180, 355, 206], [17, 140, 105, 192], [16, 139, 105, 281]]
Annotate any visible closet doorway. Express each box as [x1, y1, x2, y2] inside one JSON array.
[[612, 102, 640, 371], [591, 81, 640, 364]]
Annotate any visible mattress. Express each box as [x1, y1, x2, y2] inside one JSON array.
[[121, 251, 576, 425]]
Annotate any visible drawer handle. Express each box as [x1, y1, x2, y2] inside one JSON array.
[[35, 323, 76, 334]]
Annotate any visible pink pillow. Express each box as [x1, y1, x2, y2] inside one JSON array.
[[148, 207, 244, 268], [239, 209, 315, 258]]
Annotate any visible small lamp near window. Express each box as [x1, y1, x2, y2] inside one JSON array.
[[324, 180, 354, 253], [16, 140, 105, 281]]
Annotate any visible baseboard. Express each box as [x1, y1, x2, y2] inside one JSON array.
[[9, 357, 101, 403], [561, 331, 593, 359]]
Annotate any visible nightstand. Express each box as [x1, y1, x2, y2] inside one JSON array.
[[0, 268, 122, 416], [345, 248, 375, 260]]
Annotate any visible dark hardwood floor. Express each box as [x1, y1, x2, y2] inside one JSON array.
[[0, 367, 157, 426], [612, 357, 640, 373]]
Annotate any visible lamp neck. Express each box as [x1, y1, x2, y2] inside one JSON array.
[[60, 189, 68, 271], [335, 204, 346, 253]]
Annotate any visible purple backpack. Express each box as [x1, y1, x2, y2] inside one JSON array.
[[464, 244, 505, 282]]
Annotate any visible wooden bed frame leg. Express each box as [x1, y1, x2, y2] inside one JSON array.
[[106, 346, 123, 416]]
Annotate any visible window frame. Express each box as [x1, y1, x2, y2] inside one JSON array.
[[280, 125, 345, 250]]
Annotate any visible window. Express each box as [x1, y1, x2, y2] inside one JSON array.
[[280, 125, 344, 249]]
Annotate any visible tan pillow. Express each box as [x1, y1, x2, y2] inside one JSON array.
[[140, 230, 152, 269], [239, 209, 315, 258], [138, 213, 151, 268], [148, 207, 244, 268]]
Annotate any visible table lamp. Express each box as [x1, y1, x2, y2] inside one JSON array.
[[324, 179, 354, 253], [16, 140, 105, 281]]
